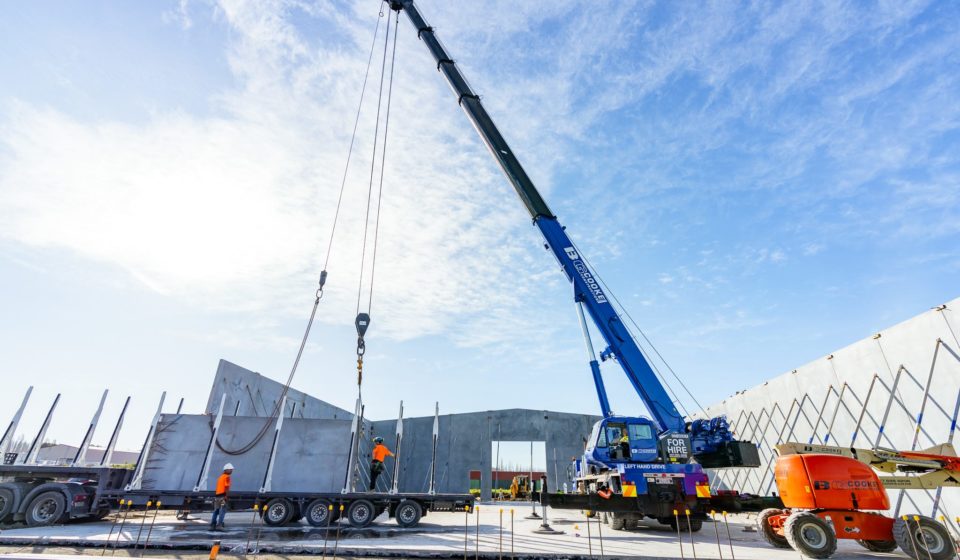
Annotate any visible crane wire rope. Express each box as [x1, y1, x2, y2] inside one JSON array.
[[570, 238, 709, 418], [215, 5, 386, 455], [352, 8, 400, 402]]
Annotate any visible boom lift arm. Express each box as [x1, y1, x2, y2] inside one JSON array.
[[387, 1, 752, 465], [777, 442, 960, 490]]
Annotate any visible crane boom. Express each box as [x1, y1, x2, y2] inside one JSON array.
[[391, 0, 685, 433]]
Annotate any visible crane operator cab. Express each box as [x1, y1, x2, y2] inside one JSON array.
[[587, 416, 667, 465]]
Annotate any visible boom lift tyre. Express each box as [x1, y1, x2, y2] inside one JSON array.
[[855, 538, 897, 552], [892, 516, 954, 560], [783, 511, 837, 559], [757, 508, 790, 548], [25, 490, 68, 527]]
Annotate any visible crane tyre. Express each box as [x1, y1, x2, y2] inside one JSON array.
[[395, 500, 422, 528], [0, 487, 15, 524], [668, 516, 703, 533], [347, 499, 376, 528], [757, 508, 790, 548], [784, 512, 837, 559], [609, 513, 626, 530], [305, 499, 333, 527], [263, 498, 294, 527], [893, 516, 954, 560], [25, 491, 68, 527], [856, 539, 897, 552]]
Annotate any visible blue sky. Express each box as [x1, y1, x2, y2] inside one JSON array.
[[1, 0, 958, 452]]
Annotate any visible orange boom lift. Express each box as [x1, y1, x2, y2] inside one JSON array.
[[757, 442, 960, 559]]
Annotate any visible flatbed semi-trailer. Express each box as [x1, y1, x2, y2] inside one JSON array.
[[0, 464, 474, 529]]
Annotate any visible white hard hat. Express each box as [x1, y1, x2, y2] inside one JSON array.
[[223, 463, 235, 471]]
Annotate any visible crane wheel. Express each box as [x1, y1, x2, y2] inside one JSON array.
[[856, 539, 897, 552], [893, 516, 954, 560], [757, 508, 790, 549], [784, 512, 837, 559], [667, 516, 703, 533], [609, 513, 626, 530]]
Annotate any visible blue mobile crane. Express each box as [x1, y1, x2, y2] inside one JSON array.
[[388, 0, 760, 530]]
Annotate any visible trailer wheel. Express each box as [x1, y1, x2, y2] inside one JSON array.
[[25, 491, 67, 527], [856, 539, 897, 552], [289, 503, 303, 524], [0, 487, 15, 524], [395, 500, 422, 528], [893, 516, 954, 560], [757, 508, 790, 548], [305, 499, 335, 527], [347, 499, 376, 528], [263, 498, 294, 527], [784, 512, 837, 559]]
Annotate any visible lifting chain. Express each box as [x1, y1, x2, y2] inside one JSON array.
[[355, 313, 370, 389]]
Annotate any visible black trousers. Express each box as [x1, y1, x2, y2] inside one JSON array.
[[369, 460, 385, 490]]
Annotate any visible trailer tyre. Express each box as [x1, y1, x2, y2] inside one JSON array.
[[856, 539, 897, 552], [305, 499, 335, 527], [757, 508, 790, 548], [0, 487, 15, 524], [263, 498, 294, 527], [395, 500, 422, 528], [893, 516, 954, 560], [784, 512, 837, 559], [25, 491, 67, 527], [347, 499, 376, 528]]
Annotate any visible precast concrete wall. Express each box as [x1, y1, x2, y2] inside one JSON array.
[[701, 298, 960, 522], [365, 409, 599, 498], [143, 414, 352, 493], [204, 360, 352, 420]]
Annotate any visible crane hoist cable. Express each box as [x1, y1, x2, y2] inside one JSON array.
[[353, 8, 400, 401], [215, 5, 387, 456]]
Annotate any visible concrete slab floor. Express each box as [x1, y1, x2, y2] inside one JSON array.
[[0, 503, 915, 559]]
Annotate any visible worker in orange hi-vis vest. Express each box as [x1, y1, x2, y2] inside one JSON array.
[[210, 463, 234, 531], [369, 437, 394, 491]]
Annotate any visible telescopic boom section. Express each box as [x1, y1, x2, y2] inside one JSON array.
[[390, 0, 685, 434]]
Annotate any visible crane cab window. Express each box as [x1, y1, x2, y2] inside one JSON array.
[[604, 424, 630, 460], [628, 423, 654, 441]]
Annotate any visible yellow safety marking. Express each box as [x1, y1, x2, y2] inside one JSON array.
[[695, 483, 711, 498], [622, 483, 638, 498]]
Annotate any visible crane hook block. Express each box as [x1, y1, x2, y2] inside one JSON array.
[[355, 313, 371, 338]]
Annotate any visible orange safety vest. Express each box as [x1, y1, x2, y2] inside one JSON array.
[[372, 443, 394, 462], [216, 473, 231, 496]]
